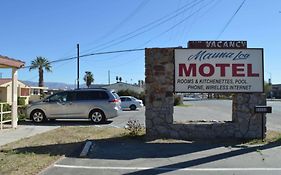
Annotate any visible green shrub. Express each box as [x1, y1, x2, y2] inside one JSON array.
[[18, 97, 26, 106], [0, 102, 27, 121], [174, 95, 182, 106], [0, 103, 11, 121], [18, 105, 27, 120], [0, 103, 11, 112]]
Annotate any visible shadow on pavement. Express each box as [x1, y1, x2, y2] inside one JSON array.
[[7, 133, 281, 175], [121, 140, 281, 175], [89, 135, 281, 175], [8, 141, 84, 158], [89, 136, 222, 160], [18, 119, 113, 127]]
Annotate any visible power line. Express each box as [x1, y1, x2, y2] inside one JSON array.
[[23, 59, 75, 82], [141, 0, 212, 46], [216, 0, 246, 39], [182, 0, 222, 40], [80, 0, 151, 55], [80, 0, 205, 54], [22, 48, 145, 69]]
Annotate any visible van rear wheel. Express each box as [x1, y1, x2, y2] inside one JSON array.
[[89, 109, 105, 124]]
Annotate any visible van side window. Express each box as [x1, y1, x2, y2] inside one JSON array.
[[67, 92, 76, 101], [76, 91, 109, 101], [76, 91, 90, 101], [49, 92, 68, 102], [96, 91, 109, 100]]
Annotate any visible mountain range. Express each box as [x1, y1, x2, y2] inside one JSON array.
[[22, 81, 85, 89]]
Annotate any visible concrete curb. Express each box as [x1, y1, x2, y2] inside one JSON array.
[[80, 140, 93, 157]]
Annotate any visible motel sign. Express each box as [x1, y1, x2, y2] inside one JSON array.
[[174, 48, 264, 93]]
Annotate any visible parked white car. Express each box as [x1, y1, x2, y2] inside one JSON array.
[[120, 96, 143, 110]]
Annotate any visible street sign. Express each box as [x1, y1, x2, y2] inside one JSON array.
[[254, 105, 272, 141], [188, 41, 247, 49], [254, 106, 272, 113]]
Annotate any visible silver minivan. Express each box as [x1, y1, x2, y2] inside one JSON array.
[[26, 88, 121, 124]]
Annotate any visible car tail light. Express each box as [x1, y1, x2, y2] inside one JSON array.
[[109, 99, 120, 103]]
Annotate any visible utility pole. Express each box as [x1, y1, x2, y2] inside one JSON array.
[[77, 43, 80, 89], [108, 70, 110, 85]]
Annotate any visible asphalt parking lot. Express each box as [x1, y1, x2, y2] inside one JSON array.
[[39, 99, 281, 175], [41, 134, 281, 175], [109, 99, 281, 132]]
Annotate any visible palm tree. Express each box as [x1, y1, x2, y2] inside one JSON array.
[[29, 56, 52, 95], [84, 71, 94, 88]]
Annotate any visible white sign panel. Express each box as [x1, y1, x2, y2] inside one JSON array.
[[175, 49, 264, 92]]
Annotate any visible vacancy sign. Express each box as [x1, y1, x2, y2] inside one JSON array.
[[174, 49, 264, 93]]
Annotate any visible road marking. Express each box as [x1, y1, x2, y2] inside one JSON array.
[[79, 141, 92, 157], [54, 164, 281, 171]]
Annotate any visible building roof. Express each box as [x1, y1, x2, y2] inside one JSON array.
[[0, 78, 27, 86], [0, 78, 12, 86], [88, 82, 144, 93], [0, 55, 25, 68]]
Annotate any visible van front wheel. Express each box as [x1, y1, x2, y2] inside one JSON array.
[[89, 109, 105, 124], [31, 110, 46, 123]]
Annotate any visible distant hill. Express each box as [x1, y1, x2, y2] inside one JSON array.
[[23, 81, 84, 89]]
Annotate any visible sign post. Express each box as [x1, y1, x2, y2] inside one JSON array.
[[254, 106, 272, 141]]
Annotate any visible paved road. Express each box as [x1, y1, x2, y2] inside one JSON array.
[[110, 99, 280, 132], [266, 100, 281, 131]]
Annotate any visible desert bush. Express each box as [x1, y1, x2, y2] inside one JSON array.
[[124, 119, 143, 136]]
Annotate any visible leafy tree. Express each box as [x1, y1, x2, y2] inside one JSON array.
[[84, 71, 94, 88], [264, 81, 272, 98], [116, 76, 122, 83], [29, 56, 52, 95]]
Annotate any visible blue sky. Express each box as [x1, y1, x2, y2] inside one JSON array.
[[0, 0, 280, 85]]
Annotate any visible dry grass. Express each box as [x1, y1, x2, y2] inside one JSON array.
[[0, 126, 125, 175], [244, 130, 281, 145], [1, 126, 280, 175]]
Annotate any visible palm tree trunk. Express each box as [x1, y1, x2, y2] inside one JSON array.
[[39, 67, 44, 95]]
